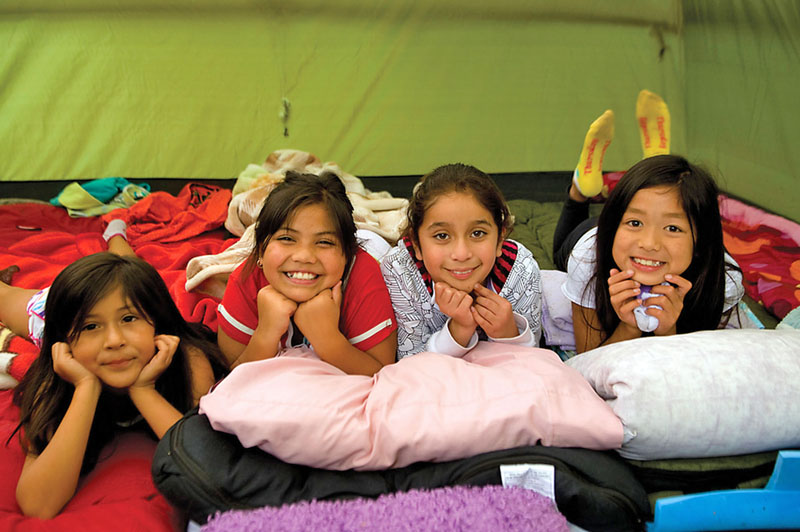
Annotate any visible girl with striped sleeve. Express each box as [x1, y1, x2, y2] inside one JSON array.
[[381, 163, 542, 360]]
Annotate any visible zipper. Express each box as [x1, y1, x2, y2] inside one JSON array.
[[166, 417, 251, 510], [453, 454, 644, 525]]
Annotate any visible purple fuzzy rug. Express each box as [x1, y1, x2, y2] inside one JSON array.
[[201, 485, 568, 531]]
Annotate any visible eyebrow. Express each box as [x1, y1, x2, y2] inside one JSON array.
[[85, 305, 134, 318], [625, 207, 688, 220], [280, 225, 339, 237], [426, 219, 493, 230]]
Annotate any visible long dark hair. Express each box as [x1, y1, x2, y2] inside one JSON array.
[[12, 252, 223, 473], [403, 163, 513, 247], [591, 154, 736, 339], [245, 170, 358, 276]]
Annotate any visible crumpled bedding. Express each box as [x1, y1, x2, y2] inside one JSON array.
[[185, 149, 409, 295], [0, 184, 233, 334], [0, 186, 232, 530], [719, 194, 800, 320]]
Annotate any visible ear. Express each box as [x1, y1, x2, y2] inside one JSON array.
[[495, 229, 506, 258], [411, 239, 424, 261]]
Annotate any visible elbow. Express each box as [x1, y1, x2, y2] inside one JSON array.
[[17, 495, 65, 520]]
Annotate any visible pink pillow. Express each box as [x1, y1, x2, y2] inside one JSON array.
[[200, 342, 623, 470]]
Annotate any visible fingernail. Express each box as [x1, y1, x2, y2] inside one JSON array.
[[665, 274, 673, 280]]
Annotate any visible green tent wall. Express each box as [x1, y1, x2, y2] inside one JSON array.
[[1, 0, 797, 221]]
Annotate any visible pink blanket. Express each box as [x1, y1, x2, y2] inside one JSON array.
[[200, 342, 624, 471]]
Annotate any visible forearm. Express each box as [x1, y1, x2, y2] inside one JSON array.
[[395, 307, 434, 359], [600, 321, 642, 348], [229, 329, 282, 368], [311, 331, 384, 376], [187, 350, 216, 404], [16, 382, 101, 519], [488, 313, 536, 347], [427, 322, 477, 357], [128, 387, 182, 439], [447, 320, 478, 348]]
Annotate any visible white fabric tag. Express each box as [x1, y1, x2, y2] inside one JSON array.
[[500, 463, 556, 503]]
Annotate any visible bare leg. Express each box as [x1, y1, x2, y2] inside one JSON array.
[[0, 281, 38, 339], [107, 234, 136, 258], [0, 221, 136, 340]]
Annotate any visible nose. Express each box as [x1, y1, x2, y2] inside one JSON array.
[[104, 323, 126, 349], [638, 227, 661, 251], [292, 242, 317, 263], [449, 237, 473, 261]]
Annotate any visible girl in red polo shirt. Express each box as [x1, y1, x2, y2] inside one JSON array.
[[217, 171, 397, 376]]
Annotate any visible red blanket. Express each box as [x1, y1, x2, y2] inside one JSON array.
[[1, 183, 234, 330], [0, 390, 181, 531], [0, 183, 235, 530], [720, 195, 800, 320]]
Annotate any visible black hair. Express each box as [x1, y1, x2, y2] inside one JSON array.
[[591, 154, 736, 339], [403, 163, 513, 246], [245, 170, 358, 277], [13, 252, 224, 473]]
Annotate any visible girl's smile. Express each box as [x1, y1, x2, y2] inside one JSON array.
[[261, 202, 346, 302], [612, 185, 694, 286], [412, 192, 504, 293], [447, 267, 478, 280], [284, 271, 318, 281], [103, 357, 135, 368]]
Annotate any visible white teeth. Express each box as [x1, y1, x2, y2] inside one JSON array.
[[286, 272, 317, 280], [633, 258, 664, 267]]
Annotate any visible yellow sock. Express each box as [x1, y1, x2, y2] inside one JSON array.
[[637, 90, 670, 157], [573, 110, 614, 198]]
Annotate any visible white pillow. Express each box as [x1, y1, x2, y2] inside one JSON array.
[[565, 329, 800, 460]]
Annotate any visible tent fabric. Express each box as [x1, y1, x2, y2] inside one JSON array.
[[0, 2, 796, 218], [0, 1, 682, 181]]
